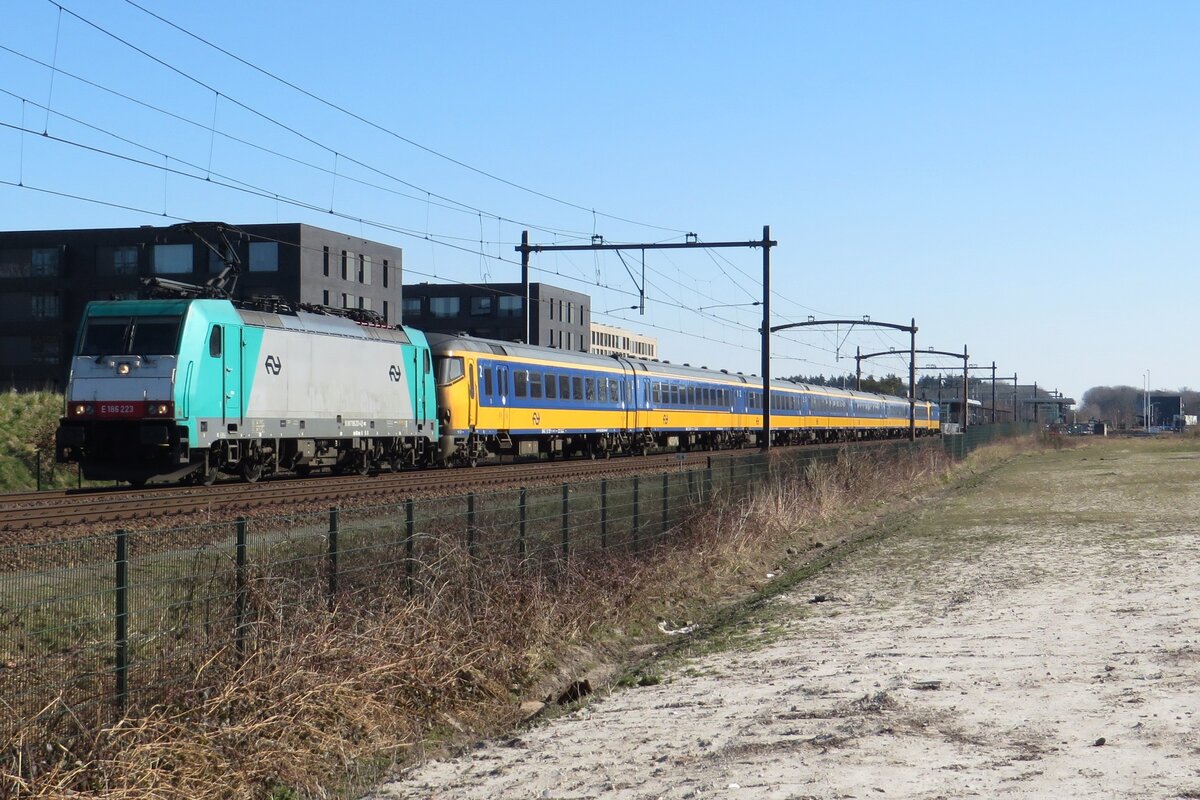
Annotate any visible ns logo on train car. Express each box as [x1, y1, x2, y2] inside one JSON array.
[[264, 355, 282, 375], [388, 365, 402, 382]]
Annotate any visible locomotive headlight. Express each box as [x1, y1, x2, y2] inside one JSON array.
[[84, 404, 94, 415], [117, 363, 131, 375], [73, 403, 85, 416]]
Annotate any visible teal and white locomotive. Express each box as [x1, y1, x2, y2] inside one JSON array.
[[55, 297, 438, 485]]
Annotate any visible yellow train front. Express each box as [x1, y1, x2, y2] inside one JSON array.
[[428, 333, 939, 465]]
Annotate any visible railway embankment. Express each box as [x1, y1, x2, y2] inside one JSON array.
[[4, 428, 1048, 799], [370, 435, 1200, 800]]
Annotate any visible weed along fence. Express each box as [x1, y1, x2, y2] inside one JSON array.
[[0, 423, 1031, 752]]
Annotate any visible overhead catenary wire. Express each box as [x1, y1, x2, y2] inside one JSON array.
[[117, 0, 689, 237]]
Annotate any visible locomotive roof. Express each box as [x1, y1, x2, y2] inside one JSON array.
[[426, 332, 916, 406]]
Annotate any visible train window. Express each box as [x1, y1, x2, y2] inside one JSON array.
[[670, 385, 680, 405], [572, 376, 583, 400], [652, 383, 661, 404], [544, 373, 557, 399], [482, 366, 493, 397], [209, 325, 222, 358], [78, 317, 129, 356], [435, 356, 464, 385], [559, 375, 570, 399], [609, 379, 620, 404], [585, 377, 596, 402], [687, 386, 695, 406], [128, 316, 182, 355], [424, 350, 431, 374], [515, 370, 528, 398], [530, 374, 542, 399]]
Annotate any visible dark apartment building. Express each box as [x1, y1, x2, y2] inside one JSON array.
[[400, 281, 591, 351], [0, 222, 403, 389]]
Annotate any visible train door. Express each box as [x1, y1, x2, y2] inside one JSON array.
[[212, 324, 241, 427], [413, 348, 430, 432], [496, 364, 510, 431], [619, 361, 636, 432], [466, 358, 478, 429]]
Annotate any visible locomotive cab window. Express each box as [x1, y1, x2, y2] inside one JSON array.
[[435, 356, 464, 385], [209, 326, 222, 358]]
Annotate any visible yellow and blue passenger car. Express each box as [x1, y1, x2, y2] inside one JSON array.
[[429, 333, 938, 465]]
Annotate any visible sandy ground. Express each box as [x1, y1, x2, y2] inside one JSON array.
[[367, 440, 1200, 799]]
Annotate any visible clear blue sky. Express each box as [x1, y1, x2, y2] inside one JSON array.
[[3, 0, 1197, 404]]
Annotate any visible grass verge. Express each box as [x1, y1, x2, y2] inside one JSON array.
[[1, 435, 1046, 799]]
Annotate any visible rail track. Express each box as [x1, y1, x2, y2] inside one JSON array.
[[0, 438, 923, 535], [0, 449, 744, 533]]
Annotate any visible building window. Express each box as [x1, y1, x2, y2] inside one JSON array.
[[358, 296, 365, 309], [470, 296, 493, 316], [382, 259, 389, 288], [382, 300, 389, 323], [567, 302, 573, 324], [323, 246, 330, 276], [342, 293, 350, 308], [31, 336, 59, 364], [207, 244, 237, 274], [31, 248, 60, 277], [402, 297, 422, 317], [358, 253, 370, 284], [153, 243, 192, 274], [341, 250, 348, 280], [323, 290, 330, 305], [497, 296, 522, 318], [248, 241, 278, 272], [31, 293, 60, 320], [429, 297, 461, 318], [0, 250, 29, 278], [97, 245, 139, 276]]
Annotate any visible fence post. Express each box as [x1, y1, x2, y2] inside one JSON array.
[[115, 528, 128, 716], [405, 499, 415, 596], [561, 483, 570, 560], [632, 475, 640, 545], [661, 472, 670, 537], [518, 487, 527, 559], [35, 449, 41, 491], [327, 508, 339, 612], [235, 517, 247, 660], [600, 479, 608, 550], [467, 493, 477, 560], [688, 468, 696, 503], [729, 457, 736, 490]]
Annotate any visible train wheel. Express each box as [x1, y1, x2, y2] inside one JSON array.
[[240, 459, 262, 483], [294, 464, 312, 478], [200, 465, 219, 485]]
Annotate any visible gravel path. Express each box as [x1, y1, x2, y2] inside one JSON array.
[[367, 440, 1200, 799]]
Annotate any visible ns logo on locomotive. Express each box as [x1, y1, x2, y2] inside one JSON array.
[[55, 281, 939, 487]]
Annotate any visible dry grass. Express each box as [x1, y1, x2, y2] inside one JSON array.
[[1, 438, 1028, 800]]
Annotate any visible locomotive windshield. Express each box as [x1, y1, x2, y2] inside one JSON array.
[[79, 315, 182, 356], [434, 356, 464, 385]]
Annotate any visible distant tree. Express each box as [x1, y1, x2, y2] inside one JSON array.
[[1080, 385, 1142, 427]]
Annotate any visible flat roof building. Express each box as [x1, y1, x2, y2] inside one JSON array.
[[401, 281, 591, 352], [590, 320, 658, 360], [0, 223, 403, 389]]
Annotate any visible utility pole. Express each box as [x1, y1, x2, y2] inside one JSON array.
[[761, 225, 772, 451]]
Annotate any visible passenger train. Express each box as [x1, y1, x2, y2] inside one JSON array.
[[55, 297, 939, 485]]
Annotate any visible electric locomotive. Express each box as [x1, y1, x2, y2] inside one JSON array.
[[55, 298, 438, 485]]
